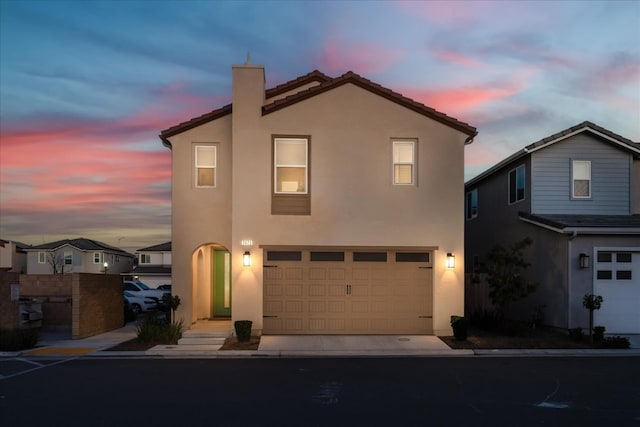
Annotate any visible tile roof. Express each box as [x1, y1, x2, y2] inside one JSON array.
[[28, 238, 132, 255], [137, 242, 172, 252], [520, 213, 640, 230], [159, 69, 478, 142]]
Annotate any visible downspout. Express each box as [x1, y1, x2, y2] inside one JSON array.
[[567, 231, 578, 329]]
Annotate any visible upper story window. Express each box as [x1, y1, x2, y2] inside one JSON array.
[[466, 188, 478, 219], [93, 252, 101, 264], [140, 254, 151, 264], [272, 136, 311, 215], [572, 160, 591, 199], [393, 140, 416, 185], [508, 164, 525, 204], [38, 252, 46, 263], [195, 145, 216, 187], [64, 251, 73, 265], [274, 138, 308, 193]]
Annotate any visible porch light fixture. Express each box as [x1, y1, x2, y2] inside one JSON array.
[[103, 262, 109, 274], [243, 251, 251, 267], [579, 253, 590, 269], [446, 253, 455, 269]]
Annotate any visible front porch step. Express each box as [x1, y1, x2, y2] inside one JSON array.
[[178, 337, 227, 346]]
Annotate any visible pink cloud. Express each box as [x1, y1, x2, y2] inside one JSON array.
[[429, 48, 484, 68], [317, 39, 405, 74]]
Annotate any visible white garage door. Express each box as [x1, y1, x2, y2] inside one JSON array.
[[594, 249, 640, 334], [263, 248, 434, 334]]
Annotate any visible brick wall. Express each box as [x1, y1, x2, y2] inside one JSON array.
[[1, 273, 123, 339], [0, 272, 20, 329], [72, 273, 123, 339]]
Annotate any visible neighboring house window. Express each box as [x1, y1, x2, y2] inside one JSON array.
[[508, 164, 525, 204], [64, 252, 72, 265], [38, 252, 46, 263], [195, 145, 216, 187], [466, 189, 478, 219], [93, 252, 101, 264], [272, 136, 311, 215], [393, 140, 416, 185], [572, 160, 591, 199], [141, 254, 151, 264]]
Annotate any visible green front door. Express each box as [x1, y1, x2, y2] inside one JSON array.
[[212, 250, 231, 317]]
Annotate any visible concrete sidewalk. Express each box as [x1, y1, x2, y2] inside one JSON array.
[[4, 324, 640, 358]]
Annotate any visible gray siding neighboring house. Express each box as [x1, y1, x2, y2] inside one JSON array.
[[125, 242, 172, 288], [25, 238, 134, 275], [465, 121, 640, 334]]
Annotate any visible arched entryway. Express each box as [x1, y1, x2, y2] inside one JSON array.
[[192, 243, 232, 320]]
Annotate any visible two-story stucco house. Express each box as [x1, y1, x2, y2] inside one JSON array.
[[160, 60, 477, 335], [127, 242, 172, 288], [465, 121, 640, 334], [0, 239, 29, 273], [25, 238, 135, 275]]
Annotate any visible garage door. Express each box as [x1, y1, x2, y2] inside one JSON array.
[[594, 249, 640, 334], [263, 248, 433, 334]]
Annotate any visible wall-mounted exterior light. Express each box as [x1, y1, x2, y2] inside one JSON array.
[[579, 253, 590, 269], [103, 262, 109, 274], [243, 251, 251, 267], [446, 253, 455, 269]]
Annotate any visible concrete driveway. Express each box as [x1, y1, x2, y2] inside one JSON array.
[[258, 335, 451, 351]]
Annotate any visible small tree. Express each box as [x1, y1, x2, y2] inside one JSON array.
[[47, 251, 69, 275], [582, 294, 603, 345], [162, 294, 181, 323], [486, 237, 538, 323]]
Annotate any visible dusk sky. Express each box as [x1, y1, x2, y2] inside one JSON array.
[[1, 0, 639, 253]]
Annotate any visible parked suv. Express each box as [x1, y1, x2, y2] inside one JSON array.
[[123, 280, 170, 303]]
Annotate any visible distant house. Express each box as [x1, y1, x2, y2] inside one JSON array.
[[126, 242, 172, 288], [465, 121, 640, 334], [160, 60, 477, 335], [0, 239, 30, 273], [25, 238, 134, 275]]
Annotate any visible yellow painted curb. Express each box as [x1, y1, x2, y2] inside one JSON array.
[[26, 347, 95, 355]]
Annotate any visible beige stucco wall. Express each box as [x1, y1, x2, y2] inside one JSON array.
[[168, 64, 468, 335]]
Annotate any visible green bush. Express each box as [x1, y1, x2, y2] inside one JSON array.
[[597, 336, 630, 349], [569, 327, 584, 342], [593, 326, 605, 342], [0, 328, 39, 351], [234, 320, 252, 342], [136, 314, 183, 344]]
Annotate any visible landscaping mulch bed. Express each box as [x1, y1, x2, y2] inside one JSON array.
[[440, 326, 592, 350], [220, 336, 261, 350]]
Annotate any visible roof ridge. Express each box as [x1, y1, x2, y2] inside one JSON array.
[[265, 70, 332, 99]]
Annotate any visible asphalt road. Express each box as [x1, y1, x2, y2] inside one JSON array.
[[1, 357, 639, 426]]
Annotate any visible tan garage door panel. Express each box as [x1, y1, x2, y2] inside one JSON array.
[[263, 249, 433, 334]]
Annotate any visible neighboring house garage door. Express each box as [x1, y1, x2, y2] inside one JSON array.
[[594, 249, 640, 334], [263, 248, 433, 334]]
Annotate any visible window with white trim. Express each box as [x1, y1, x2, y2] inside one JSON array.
[[93, 252, 101, 264], [572, 160, 591, 198], [140, 254, 151, 264], [195, 145, 216, 187], [466, 188, 478, 219], [274, 138, 308, 194], [38, 252, 46, 263], [393, 140, 415, 185], [64, 251, 72, 265], [509, 164, 525, 204]]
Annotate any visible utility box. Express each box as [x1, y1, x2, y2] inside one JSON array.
[[19, 298, 43, 328]]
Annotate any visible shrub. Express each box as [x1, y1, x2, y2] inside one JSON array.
[[234, 320, 252, 342], [597, 336, 630, 349], [0, 328, 39, 351], [569, 327, 584, 342], [469, 309, 500, 331], [136, 313, 183, 345], [593, 326, 605, 342]]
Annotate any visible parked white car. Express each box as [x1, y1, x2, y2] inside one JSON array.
[[124, 291, 158, 315], [123, 280, 170, 303]]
